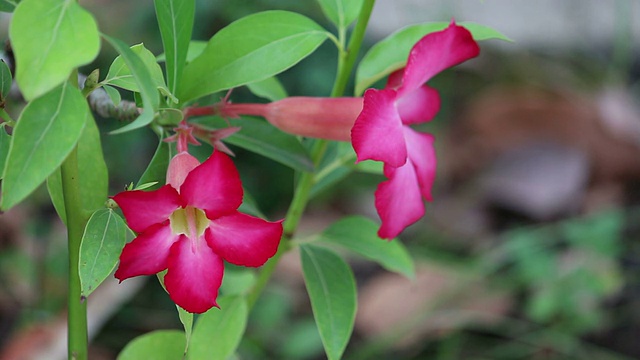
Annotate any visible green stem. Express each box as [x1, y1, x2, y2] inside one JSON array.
[[331, 0, 376, 97], [63, 71, 88, 360], [62, 146, 88, 360], [246, 0, 376, 309]]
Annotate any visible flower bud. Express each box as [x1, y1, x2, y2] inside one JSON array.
[[265, 97, 363, 141]]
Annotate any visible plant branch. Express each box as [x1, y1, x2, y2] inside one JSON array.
[[246, 0, 376, 310], [63, 72, 89, 360]]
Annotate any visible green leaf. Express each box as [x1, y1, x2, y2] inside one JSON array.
[[355, 21, 511, 95], [219, 269, 256, 296], [316, 0, 364, 31], [246, 76, 287, 101], [0, 0, 19, 12], [193, 116, 313, 172], [1, 82, 88, 210], [319, 216, 415, 278], [79, 209, 129, 298], [103, 85, 122, 106], [177, 306, 193, 352], [179, 11, 329, 102], [137, 137, 174, 190], [187, 296, 248, 360], [0, 60, 12, 102], [46, 117, 108, 224], [300, 245, 356, 360], [9, 0, 100, 100], [118, 330, 186, 360], [103, 35, 160, 134], [157, 40, 207, 64], [154, 0, 195, 94], [103, 43, 169, 97], [0, 125, 10, 180]]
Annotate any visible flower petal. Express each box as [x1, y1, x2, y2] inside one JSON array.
[[180, 151, 243, 219], [396, 85, 441, 124], [112, 185, 182, 233], [404, 128, 437, 200], [375, 161, 425, 239], [398, 22, 479, 97], [167, 151, 201, 190], [114, 222, 179, 280], [207, 212, 282, 267], [164, 235, 224, 313], [351, 88, 407, 167]]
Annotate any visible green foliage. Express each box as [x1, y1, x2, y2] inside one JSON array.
[[0, 60, 11, 103], [103, 36, 161, 134], [103, 44, 167, 94], [504, 211, 624, 333], [246, 76, 288, 101], [118, 330, 187, 360], [1, 82, 89, 210], [47, 117, 108, 224], [187, 296, 248, 360], [154, 0, 195, 94], [79, 209, 130, 298], [193, 116, 314, 172], [0, 0, 19, 12], [178, 11, 330, 102], [177, 305, 194, 352], [355, 21, 512, 95], [9, 0, 100, 100], [300, 244, 356, 360], [318, 215, 415, 278], [0, 126, 10, 180], [316, 0, 364, 31], [137, 137, 174, 190]]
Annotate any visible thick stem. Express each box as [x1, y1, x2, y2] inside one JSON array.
[[246, 0, 376, 310], [62, 145, 88, 360]]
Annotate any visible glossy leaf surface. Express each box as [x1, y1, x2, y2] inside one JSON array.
[[179, 11, 329, 102], [154, 0, 195, 94], [9, 0, 100, 100], [300, 245, 356, 360], [316, 0, 364, 30], [79, 209, 129, 298], [118, 330, 186, 360], [187, 296, 248, 360], [2, 83, 88, 210], [319, 216, 415, 278], [103, 35, 160, 134]]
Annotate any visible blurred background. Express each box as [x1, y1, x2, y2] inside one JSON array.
[[1, 0, 640, 359]]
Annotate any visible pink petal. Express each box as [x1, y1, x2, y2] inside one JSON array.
[[207, 212, 282, 267], [404, 128, 437, 200], [180, 151, 243, 219], [396, 85, 441, 125], [385, 69, 404, 89], [351, 88, 407, 167], [167, 152, 201, 190], [112, 185, 183, 233], [375, 161, 425, 239], [114, 222, 179, 280], [398, 22, 479, 98], [164, 235, 224, 313]]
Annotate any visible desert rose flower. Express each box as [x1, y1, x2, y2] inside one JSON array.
[[351, 22, 480, 239], [113, 151, 283, 313]]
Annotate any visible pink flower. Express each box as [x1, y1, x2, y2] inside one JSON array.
[[113, 151, 283, 313], [351, 22, 480, 239]]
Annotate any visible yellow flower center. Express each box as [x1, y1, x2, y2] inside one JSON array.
[[169, 206, 209, 241]]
